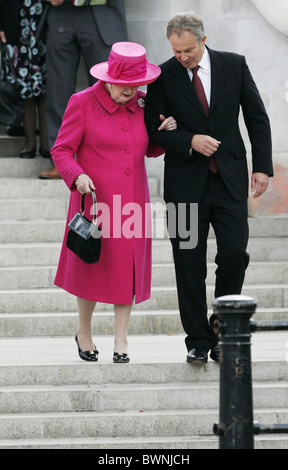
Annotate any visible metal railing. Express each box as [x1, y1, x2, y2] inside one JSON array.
[[212, 295, 288, 449]]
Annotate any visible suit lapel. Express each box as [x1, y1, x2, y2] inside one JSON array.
[[169, 51, 228, 116], [171, 58, 206, 116], [208, 48, 227, 113]]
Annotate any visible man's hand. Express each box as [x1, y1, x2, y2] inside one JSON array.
[[251, 172, 269, 198], [191, 134, 221, 157]]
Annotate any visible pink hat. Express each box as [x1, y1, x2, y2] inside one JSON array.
[[90, 42, 161, 86]]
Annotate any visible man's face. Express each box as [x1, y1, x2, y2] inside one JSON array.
[[169, 30, 206, 70]]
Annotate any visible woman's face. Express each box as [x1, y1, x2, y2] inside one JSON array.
[[106, 84, 138, 105]]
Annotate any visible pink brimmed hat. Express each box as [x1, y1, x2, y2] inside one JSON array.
[[90, 41, 161, 87]]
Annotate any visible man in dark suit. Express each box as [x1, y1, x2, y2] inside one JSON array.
[[145, 11, 273, 364], [38, 0, 127, 179]]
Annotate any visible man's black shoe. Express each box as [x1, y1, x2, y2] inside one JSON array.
[[210, 345, 220, 362], [186, 347, 208, 364]]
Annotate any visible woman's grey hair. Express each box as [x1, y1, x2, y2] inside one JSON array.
[[166, 12, 205, 43]]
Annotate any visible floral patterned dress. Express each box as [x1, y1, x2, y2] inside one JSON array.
[[4, 0, 46, 99]]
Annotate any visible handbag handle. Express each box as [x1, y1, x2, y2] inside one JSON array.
[[80, 189, 98, 224]]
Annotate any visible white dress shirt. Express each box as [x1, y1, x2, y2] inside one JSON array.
[[187, 46, 211, 106]]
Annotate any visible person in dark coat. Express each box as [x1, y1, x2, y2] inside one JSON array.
[[0, 0, 49, 156], [144, 11, 273, 364], [38, 0, 128, 179]]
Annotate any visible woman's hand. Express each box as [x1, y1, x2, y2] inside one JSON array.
[[158, 114, 177, 131], [75, 173, 96, 194]]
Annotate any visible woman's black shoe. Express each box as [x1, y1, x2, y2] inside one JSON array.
[[113, 352, 130, 363], [19, 148, 36, 159], [75, 334, 99, 362]]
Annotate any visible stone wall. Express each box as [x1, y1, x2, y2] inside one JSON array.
[[125, 0, 288, 215]]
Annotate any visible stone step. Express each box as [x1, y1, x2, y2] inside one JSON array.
[[0, 174, 159, 198], [1, 382, 218, 414], [0, 208, 169, 242], [0, 360, 220, 387], [0, 261, 287, 291], [0, 283, 287, 314], [0, 196, 165, 221], [0, 434, 219, 450], [0, 155, 52, 176], [0, 435, 217, 449], [0, 408, 287, 441], [0, 381, 287, 414], [2, 204, 288, 247], [1, 307, 287, 337], [1, 154, 287, 451], [0, 178, 68, 199], [0, 131, 25, 160], [1, 217, 288, 251], [0, 434, 286, 450], [0, 237, 287, 262], [0, 333, 286, 448], [1, 333, 287, 385], [1, 181, 288, 239], [0, 198, 69, 221]]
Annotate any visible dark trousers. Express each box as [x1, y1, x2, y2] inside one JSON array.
[[168, 171, 250, 352], [45, 3, 111, 150]]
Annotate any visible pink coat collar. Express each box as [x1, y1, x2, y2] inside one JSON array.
[[92, 81, 142, 115]]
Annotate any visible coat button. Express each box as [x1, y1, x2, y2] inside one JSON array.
[[123, 147, 131, 153], [124, 168, 132, 176]]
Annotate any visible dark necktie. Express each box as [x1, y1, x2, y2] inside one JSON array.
[[192, 65, 218, 173]]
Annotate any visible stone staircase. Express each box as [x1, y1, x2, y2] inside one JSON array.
[[0, 129, 287, 449]]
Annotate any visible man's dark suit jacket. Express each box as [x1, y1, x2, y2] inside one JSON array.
[[145, 47, 273, 204]]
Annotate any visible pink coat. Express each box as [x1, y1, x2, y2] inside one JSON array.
[[52, 81, 163, 304]]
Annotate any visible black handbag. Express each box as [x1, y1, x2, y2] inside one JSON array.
[[0, 41, 24, 127], [66, 189, 101, 264]]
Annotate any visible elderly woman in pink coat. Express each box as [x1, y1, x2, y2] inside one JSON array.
[[51, 42, 177, 363]]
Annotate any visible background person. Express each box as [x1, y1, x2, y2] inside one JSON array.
[[51, 41, 176, 363], [144, 11, 273, 364], [38, 0, 128, 179], [0, 0, 49, 158]]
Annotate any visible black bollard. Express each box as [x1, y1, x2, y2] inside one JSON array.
[[213, 295, 257, 449]]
